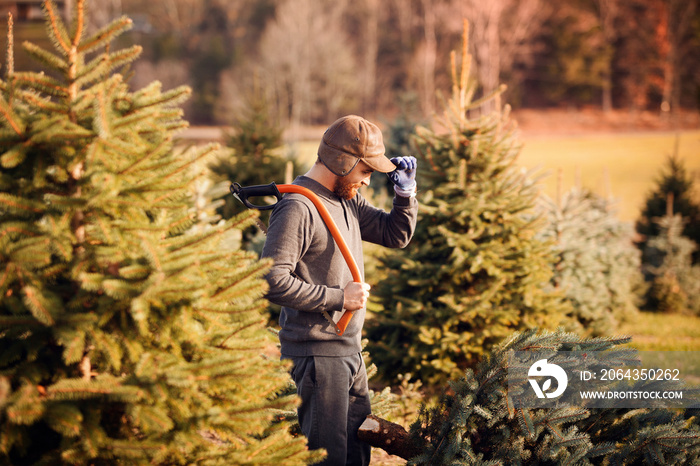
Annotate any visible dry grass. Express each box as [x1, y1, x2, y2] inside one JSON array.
[[517, 129, 700, 222]]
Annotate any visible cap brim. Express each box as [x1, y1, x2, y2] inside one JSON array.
[[363, 155, 397, 173]]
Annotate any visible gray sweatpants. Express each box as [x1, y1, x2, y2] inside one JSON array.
[[289, 353, 372, 466]]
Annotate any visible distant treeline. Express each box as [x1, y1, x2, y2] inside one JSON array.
[[4, 0, 699, 126]]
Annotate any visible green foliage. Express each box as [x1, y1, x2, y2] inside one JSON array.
[[406, 329, 700, 465], [538, 188, 644, 335], [209, 85, 299, 250], [366, 31, 566, 387], [644, 214, 700, 315], [0, 1, 317, 464], [636, 154, 700, 265]]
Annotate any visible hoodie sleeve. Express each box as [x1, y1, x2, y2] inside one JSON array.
[[261, 198, 346, 312], [356, 193, 418, 248]]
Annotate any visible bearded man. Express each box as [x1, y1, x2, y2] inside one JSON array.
[[261, 115, 418, 465]]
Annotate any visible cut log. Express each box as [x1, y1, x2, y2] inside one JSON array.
[[357, 414, 422, 460]]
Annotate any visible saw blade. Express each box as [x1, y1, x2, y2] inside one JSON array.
[[322, 310, 342, 335]]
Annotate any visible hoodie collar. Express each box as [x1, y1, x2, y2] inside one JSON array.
[[294, 175, 342, 206]]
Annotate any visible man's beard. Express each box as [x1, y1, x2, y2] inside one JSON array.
[[333, 177, 363, 200]]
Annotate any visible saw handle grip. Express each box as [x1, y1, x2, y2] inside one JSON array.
[[230, 182, 283, 211]]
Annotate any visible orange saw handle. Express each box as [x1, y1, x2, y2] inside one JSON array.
[[230, 182, 361, 336]]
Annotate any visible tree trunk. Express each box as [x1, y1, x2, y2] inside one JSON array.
[[362, 0, 379, 116], [420, 0, 437, 116], [358, 415, 422, 461]]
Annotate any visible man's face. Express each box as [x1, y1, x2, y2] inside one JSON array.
[[333, 161, 375, 200]]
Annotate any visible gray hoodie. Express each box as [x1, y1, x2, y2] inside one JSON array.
[[262, 176, 418, 357]]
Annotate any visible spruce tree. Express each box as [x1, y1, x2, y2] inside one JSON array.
[[538, 188, 643, 335], [644, 214, 700, 315], [0, 2, 317, 464], [208, 85, 298, 250], [404, 329, 700, 465], [366, 23, 566, 387], [636, 154, 700, 264]]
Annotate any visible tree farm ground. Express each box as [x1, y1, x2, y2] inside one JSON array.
[[181, 108, 700, 465]]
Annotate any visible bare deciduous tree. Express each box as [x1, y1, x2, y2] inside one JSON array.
[[592, 0, 620, 113], [419, 0, 438, 115], [259, 0, 359, 128], [361, 0, 380, 116], [659, 0, 697, 115], [87, 0, 122, 31], [461, 0, 544, 96]]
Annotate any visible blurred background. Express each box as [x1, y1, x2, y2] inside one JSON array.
[[3, 0, 699, 128], [6, 0, 696, 221], [2, 5, 700, 462]]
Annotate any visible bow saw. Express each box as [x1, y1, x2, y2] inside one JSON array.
[[230, 182, 362, 336]]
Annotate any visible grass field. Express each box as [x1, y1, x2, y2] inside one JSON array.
[[618, 312, 700, 386], [518, 130, 700, 222], [619, 312, 700, 352]]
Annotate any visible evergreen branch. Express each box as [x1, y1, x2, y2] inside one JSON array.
[[162, 144, 220, 181], [104, 45, 142, 75], [139, 236, 162, 271], [13, 71, 68, 98], [144, 120, 188, 135], [16, 89, 67, 113], [43, 193, 88, 210], [194, 300, 268, 317], [0, 315, 44, 327], [47, 377, 145, 401], [104, 440, 166, 456], [5, 384, 45, 424], [0, 143, 28, 168], [71, 0, 85, 47], [166, 219, 246, 254], [165, 212, 196, 234], [0, 222, 39, 242], [150, 184, 192, 205], [0, 126, 22, 141], [74, 46, 141, 91], [216, 317, 267, 349], [56, 328, 86, 364], [118, 138, 170, 175], [42, 0, 71, 54], [74, 54, 109, 87], [0, 94, 24, 135], [70, 89, 98, 114], [77, 17, 133, 54], [132, 84, 192, 110], [93, 86, 110, 138], [0, 193, 45, 215], [113, 107, 167, 133], [44, 404, 82, 438], [21, 41, 68, 72], [22, 285, 56, 326], [29, 118, 93, 144], [0, 262, 14, 291], [211, 261, 269, 300]]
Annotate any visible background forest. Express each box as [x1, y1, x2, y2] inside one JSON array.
[[1, 0, 700, 464], [2, 0, 700, 126]]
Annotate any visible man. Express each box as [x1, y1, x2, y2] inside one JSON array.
[[261, 115, 418, 465]]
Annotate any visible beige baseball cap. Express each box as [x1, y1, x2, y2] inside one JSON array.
[[318, 115, 396, 176]]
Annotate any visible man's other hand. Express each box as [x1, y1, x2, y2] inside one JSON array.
[[343, 282, 370, 311]]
